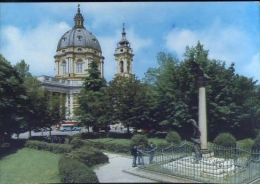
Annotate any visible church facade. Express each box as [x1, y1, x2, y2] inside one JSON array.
[[37, 5, 134, 119]]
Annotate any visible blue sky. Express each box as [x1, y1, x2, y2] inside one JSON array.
[[0, 2, 259, 83]]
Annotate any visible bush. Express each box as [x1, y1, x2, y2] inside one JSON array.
[[165, 131, 181, 145], [130, 134, 148, 148], [66, 147, 109, 167], [213, 133, 236, 147], [73, 132, 105, 139], [25, 140, 72, 154], [70, 138, 84, 149], [237, 138, 254, 150], [59, 155, 99, 183], [107, 132, 133, 139], [252, 133, 260, 151]]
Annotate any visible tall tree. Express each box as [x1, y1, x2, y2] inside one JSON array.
[[106, 75, 148, 133], [75, 60, 107, 132], [0, 55, 29, 142]]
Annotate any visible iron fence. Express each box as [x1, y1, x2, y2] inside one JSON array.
[[139, 142, 260, 184]]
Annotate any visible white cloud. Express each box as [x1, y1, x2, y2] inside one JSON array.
[[164, 19, 258, 81], [241, 53, 260, 82], [1, 21, 70, 77]]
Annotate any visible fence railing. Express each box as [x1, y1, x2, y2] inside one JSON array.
[[138, 142, 260, 184]]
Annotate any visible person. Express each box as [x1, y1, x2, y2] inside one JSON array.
[[137, 144, 145, 167], [148, 142, 155, 164], [131, 145, 138, 167]]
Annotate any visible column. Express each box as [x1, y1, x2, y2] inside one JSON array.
[[65, 93, 69, 119], [70, 93, 73, 118], [55, 61, 59, 75], [199, 86, 207, 151]]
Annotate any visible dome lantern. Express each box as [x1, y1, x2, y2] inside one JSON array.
[[74, 4, 84, 28]]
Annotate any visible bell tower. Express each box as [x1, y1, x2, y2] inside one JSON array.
[[114, 23, 134, 77]]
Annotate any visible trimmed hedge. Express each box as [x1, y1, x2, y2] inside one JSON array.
[[25, 140, 72, 154], [165, 131, 181, 145], [83, 140, 131, 154], [130, 134, 149, 148], [252, 133, 260, 151], [213, 133, 236, 147], [59, 155, 99, 183], [70, 138, 84, 149], [66, 147, 109, 167], [237, 138, 254, 150]]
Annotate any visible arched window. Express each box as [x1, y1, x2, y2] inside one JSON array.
[[120, 61, 124, 73], [77, 60, 83, 73], [61, 61, 67, 75], [127, 61, 130, 73]]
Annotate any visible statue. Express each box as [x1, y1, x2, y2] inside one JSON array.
[[190, 60, 210, 87], [187, 119, 202, 163]]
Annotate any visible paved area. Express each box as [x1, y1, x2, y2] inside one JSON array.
[[94, 153, 197, 183], [94, 153, 156, 183]]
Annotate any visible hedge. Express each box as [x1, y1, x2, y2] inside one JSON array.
[[83, 140, 131, 154], [25, 140, 72, 154], [59, 155, 99, 183], [66, 147, 109, 167]]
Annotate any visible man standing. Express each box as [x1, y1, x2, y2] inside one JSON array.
[[148, 142, 155, 164], [131, 145, 138, 167], [137, 144, 145, 167]]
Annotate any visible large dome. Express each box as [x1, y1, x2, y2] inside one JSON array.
[[56, 5, 101, 52], [57, 28, 101, 51]]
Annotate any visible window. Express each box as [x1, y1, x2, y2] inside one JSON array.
[[77, 48, 82, 52], [77, 36, 82, 41], [120, 61, 124, 73], [77, 60, 83, 73], [62, 62, 67, 75]]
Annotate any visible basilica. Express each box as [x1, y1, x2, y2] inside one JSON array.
[[37, 5, 134, 119]]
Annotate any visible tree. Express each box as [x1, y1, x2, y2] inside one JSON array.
[[105, 75, 148, 133], [0, 55, 29, 142], [13, 60, 32, 81], [142, 41, 260, 141], [75, 60, 107, 132]]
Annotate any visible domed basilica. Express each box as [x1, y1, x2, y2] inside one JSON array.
[[37, 5, 134, 119]]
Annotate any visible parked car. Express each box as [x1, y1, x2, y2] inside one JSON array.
[[72, 127, 81, 131]]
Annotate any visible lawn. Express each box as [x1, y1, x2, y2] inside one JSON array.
[[0, 148, 61, 184]]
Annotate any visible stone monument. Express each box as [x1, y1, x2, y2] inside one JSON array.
[[190, 59, 210, 152]]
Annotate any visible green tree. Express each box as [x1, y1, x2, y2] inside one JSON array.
[[75, 60, 107, 132], [106, 75, 148, 133], [0, 55, 29, 142]]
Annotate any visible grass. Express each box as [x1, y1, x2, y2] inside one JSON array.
[[0, 148, 61, 184]]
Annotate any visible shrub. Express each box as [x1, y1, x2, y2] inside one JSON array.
[[107, 132, 133, 139], [130, 134, 148, 148], [252, 133, 260, 151], [25, 140, 72, 153], [59, 155, 99, 183], [165, 131, 181, 145], [237, 138, 254, 150], [70, 138, 84, 149], [213, 133, 236, 147], [66, 147, 109, 167]]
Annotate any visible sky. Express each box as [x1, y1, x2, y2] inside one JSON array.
[[0, 2, 259, 83]]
